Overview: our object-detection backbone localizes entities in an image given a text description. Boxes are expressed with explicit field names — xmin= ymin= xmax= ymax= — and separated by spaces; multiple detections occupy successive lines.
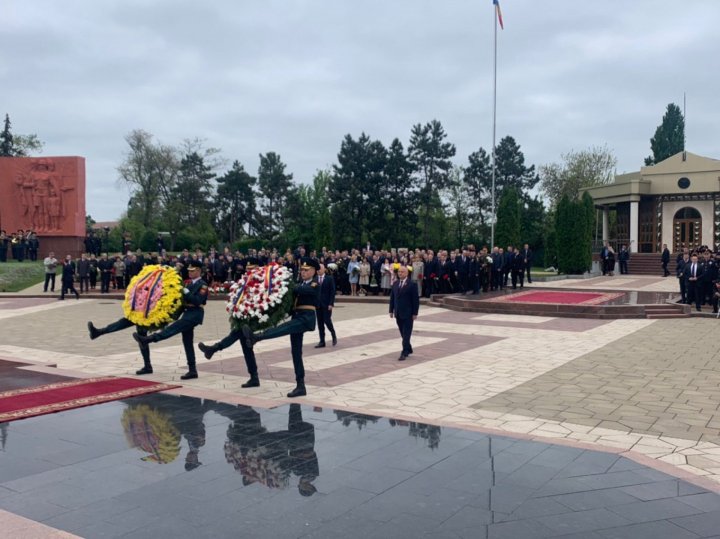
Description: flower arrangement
xmin=122 ymin=265 xmax=184 ymax=328
xmin=210 ymin=281 xmax=234 ymax=295
xmin=226 ymin=263 xmax=295 ymax=332
xmin=121 ymin=404 xmax=181 ymax=464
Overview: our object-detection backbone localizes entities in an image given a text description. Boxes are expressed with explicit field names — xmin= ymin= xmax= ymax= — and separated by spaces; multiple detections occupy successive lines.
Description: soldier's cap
xmin=188 ymin=260 xmax=203 ymax=269
xmin=245 ymin=256 xmax=260 ymax=269
xmin=300 ymin=257 xmax=319 ymax=271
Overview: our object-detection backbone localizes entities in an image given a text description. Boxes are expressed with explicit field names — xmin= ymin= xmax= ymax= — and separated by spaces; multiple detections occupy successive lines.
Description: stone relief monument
xmin=0 ymin=156 xmax=86 ymax=255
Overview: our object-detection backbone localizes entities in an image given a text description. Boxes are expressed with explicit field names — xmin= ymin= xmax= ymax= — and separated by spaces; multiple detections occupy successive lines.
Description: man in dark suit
xmin=521 ymin=243 xmax=533 ymax=283
xmin=315 ymin=263 xmax=337 ymax=348
xmin=503 ymin=246 xmax=514 ymax=288
xmin=600 ymin=242 xmax=610 ymax=276
xmin=59 ymin=254 xmax=79 ymax=300
xmin=661 ymin=244 xmax=671 ymax=277
xmin=454 ymin=249 xmax=470 ymax=294
xmin=134 ymin=260 xmax=208 ymax=379
xmin=389 ymin=265 xmax=419 ymax=361
xmin=683 ymin=253 xmax=704 ymax=311
xmin=676 ymin=252 xmax=690 ymax=304
xmin=511 ymin=249 xmax=525 ymax=289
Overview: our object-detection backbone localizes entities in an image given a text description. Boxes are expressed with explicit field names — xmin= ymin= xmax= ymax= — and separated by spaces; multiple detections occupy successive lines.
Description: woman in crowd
xmin=347 ymin=255 xmax=361 ymax=296
xmin=381 ymin=257 xmax=392 ymax=296
xmin=411 ymin=254 xmax=424 ymax=297
xmin=359 ymin=256 xmax=371 ymax=296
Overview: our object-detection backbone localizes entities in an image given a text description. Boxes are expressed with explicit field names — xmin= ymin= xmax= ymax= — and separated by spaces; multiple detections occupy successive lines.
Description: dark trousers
xmin=101 ymin=318 xmax=150 ymax=366
xmin=511 ymin=269 xmax=524 ymax=289
xmin=679 ymin=277 xmax=687 ymax=303
xmin=152 ymin=313 xmax=202 ymax=370
xmin=60 ymin=278 xmax=79 ymax=299
xmin=216 ymin=330 xmax=258 ymax=377
xmin=257 ymin=311 xmax=315 ymax=382
xmin=79 ymin=276 xmax=90 ymax=292
xmin=526 ymin=265 xmax=532 ymax=283
xmin=115 ymin=276 xmax=125 ymax=289
xmin=662 ymin=262 xmax=670 ymax=276
xmin=316 ymin=306 xmax=336 ymax=344
xmin=101 ymin=272 xmax=111 ymax=293
xmin=89 ymin=272 xmax=97 ymax=288
xmin=43 ymin=273 xmax=56 ymax=292
xmin=619 ymin=261 xmax=628 ymax=274
xmin=688 ymin=281 xmax=701 ymax=310
xmin=396 ymin=317 xmax=414 ymax=356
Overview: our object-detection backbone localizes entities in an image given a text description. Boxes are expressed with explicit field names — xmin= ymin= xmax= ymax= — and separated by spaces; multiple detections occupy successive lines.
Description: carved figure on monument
xmin=12 ymin=159 xmax=75 ymax=232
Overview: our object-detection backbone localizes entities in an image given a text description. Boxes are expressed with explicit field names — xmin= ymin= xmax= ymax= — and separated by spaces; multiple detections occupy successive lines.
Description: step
xmin=646 ymin=314 xmax=690 ymax=319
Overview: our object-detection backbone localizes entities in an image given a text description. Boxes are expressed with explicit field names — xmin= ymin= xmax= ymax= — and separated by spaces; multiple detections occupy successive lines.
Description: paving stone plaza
xmin=2 ymin=275 xmax=720 ymax=538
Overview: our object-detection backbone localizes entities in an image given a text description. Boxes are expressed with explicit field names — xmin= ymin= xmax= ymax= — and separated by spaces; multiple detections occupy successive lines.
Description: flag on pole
xmin=493 ymin=0 xmax=504 ymax=30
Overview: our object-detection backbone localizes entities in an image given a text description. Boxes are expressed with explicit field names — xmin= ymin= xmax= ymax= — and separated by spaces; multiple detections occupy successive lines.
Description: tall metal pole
xmin=490 ymin=10 xmax=498 ymax=249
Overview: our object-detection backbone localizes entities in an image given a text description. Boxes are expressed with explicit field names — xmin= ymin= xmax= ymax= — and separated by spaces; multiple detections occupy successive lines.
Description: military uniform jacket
xmin=294 ymin=278 xmax=319 ymax=312
xmin=183 ymin=278 xmax=208 ymax=324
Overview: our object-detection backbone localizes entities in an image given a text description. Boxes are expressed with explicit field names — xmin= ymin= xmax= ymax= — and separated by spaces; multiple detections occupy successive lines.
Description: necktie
xmin=320 ymin=276 xmax=324 ymax=285
xmin=692 ymin=264 xmax=696 ymax=277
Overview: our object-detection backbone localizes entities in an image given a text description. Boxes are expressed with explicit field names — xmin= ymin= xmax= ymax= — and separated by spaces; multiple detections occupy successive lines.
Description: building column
xmin=630 ymin=201 xmax=639 ymax=253
xmin=602 ymin=208 xmax=609 ymax=242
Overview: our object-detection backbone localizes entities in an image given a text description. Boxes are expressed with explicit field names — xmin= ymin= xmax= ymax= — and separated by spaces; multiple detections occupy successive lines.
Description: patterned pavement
xmin=2 ymin=274 xmax=720 ymax=531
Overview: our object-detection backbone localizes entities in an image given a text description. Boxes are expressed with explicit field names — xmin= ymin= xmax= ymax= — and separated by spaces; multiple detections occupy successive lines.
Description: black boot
xmin=87 ymin=321 xmax=102 ymax=340
xmin=198 ymin=342 xmax=218 ymax=360
xmin=241 ymin=376 xmax=260 ymax=388
xmin=133 ymin=332 xmax=153 ymax=348
xmin=287 ymin=381 xmax=306 ymax=398
xmin=331 ymin=332 xmax=337 ymax=346
xmin=181 ymin=370 xmax=198 ymax=380
xmin=136 ymin=365 xmax=153 ymax=375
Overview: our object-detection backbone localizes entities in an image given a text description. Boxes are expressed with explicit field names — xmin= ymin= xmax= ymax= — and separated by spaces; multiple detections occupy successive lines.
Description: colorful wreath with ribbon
xmin=122 ymin=265 xmax=184 ymax=328
xmin=226 ymin=263 xmax=294 ymax=332
xmin=121 ymin=404 xmax=181 ymax=464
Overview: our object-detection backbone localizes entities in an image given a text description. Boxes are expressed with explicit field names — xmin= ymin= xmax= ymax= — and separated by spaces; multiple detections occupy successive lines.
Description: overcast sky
xmin=4 ymin=0 xmax=719 ymax=221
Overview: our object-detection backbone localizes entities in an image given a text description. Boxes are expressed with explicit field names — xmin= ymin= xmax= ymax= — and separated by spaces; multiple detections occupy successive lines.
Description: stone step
xmin=646 ymin=313 xmax=690 ymax=319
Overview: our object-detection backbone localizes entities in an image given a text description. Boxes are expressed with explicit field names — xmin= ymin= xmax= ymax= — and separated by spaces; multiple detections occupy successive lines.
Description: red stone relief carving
xmin=0 ymin=157 xmax=86 ymax=236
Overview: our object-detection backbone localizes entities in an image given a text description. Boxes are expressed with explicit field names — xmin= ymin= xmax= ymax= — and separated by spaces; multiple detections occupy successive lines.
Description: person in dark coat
xmin=684 ymin=253 xmax=704 ymax=311
xmin=521 ymin=244 xmax=534 ymax=284
xmin=618 ymin=245 xmax=630 ymax=275
xmin=315 ymin=263 xmax=337 ymax=348
xmin=134 ymin=260 xmax=208 ymax=379
xmin=661 ymin=244 xmax=671 ymax=277
xmin=676 ymin=252 xmax=689 ymax=304
xmin=389 ymin=265 xmax=419 ymax=361
xmin=242 ymin=258 xmax=319 ymax=398
xmin=59 ymin=254 xmax=79 ymax=300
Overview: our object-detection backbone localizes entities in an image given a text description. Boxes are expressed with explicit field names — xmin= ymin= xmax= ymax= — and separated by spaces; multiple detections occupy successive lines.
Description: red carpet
xmin=491 ymin=290 xmax=625 ymax=305
xmin=0 ymin=377 xmax=180 ymax=422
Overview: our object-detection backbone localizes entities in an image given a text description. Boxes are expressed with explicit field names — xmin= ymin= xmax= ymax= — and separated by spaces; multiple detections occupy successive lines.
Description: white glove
xmin=183 ymin=287 xmax=190 ymax=294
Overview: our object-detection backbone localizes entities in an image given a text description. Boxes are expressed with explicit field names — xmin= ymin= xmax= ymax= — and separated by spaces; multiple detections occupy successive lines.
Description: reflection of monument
xmin=389 ymin=418 xmax=442 ymax=450
xmin=0 ymin=156 xmax=86 ymax=256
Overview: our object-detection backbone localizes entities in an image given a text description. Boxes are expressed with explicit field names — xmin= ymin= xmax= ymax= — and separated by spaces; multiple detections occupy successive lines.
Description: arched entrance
xmin=673 ymin=207 xmax=702 ymax=252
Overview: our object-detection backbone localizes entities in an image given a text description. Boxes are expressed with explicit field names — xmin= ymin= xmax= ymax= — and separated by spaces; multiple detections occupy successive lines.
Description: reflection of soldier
xmin=212 ymin=403 xmax=319 ymax=496
xmin=121 ymin=394 xmax=206 ymax=470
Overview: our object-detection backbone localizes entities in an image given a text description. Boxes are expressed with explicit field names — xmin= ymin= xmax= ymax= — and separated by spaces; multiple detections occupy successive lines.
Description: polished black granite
xmin=0 ymin=359 xmax=72 ymax=392
xmin=2 ymin=393 xmax=720 ymax=538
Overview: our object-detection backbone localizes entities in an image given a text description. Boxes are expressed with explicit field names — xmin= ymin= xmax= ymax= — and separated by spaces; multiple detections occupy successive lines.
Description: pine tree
xmin=0 ymin=114 xmax=13 ymax=156
xmin=216 ymin=161 xmax=257 ymax=243
xmin=257 ymin=152 xmax=294 ymax=241
xmin=495 ymin=186 xmax=521 ymax=248
xmin=644 ymin=103 xmax=685 ymax=165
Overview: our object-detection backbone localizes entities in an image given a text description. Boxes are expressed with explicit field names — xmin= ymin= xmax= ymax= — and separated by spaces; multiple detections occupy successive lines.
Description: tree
xmin=645 ymin=103 xmax=685 ymax=165
xmin=408 ymin=120 xmax=456 ymax=247
xmin=495 ymin=186 xmax=521 ymax=249
xmin=309 ymin=170 xmax=333 ymax=250
xmin=539 ymin=145 xmax=617 ymax=208
xmin=494 ymin=136 xmax=539 ymax=199
xmin=381 ymin=138 xmax=416 ymax=247
xmin=256 ymin=152 xmax=294 ymax=241
xmin=444 ymin=166 xmax=473 ymax=247
xmin=0 ymin=114 xmax=44 ymax=157
xmin=555 ymin=194 xmax=592 ymax=274
xmin=463 ymin=146 xmax=492 ymax=228
xmin=215 ymin=161 xmax=257 ymax=244
xmin=329 ymin=133 xmax=386 ymax=248
xmin=171 ymin=151 xmax=215 ymax=230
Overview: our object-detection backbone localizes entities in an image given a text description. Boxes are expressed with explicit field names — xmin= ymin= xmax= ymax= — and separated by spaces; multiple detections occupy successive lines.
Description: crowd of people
xmin=0 ymin=229 xmax=40 ymax=262
xmin=674 ymin=245 xmax=720 ymax=313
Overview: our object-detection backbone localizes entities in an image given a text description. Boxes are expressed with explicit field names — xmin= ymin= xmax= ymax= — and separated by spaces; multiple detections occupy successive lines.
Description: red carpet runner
xmin=0 ymin=377 xmax=180 ymax=422
xmin=491 ymin=290 xmax=625 ymax=305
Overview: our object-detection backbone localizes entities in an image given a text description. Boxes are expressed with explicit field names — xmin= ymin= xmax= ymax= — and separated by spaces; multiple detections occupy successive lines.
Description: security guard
xmin=134 ymin=260 xmax=208 ymax=379
xmin=242 ymin=257 xmax=319 ymax=398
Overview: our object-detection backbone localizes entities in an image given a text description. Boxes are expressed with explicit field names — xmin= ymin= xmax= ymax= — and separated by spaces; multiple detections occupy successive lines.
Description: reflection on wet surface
xmin=2 ymin=392 xmax=720 ymax=538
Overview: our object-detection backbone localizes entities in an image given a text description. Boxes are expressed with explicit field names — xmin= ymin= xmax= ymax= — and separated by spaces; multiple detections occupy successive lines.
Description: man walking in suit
xmin=521 ymin=243 xmax=533 ymax=284
xmin=389 ymin=265 xmax=419 ymax=361
xmin=684 ymin=253 xmax=703 ymax=311
xmin=315 ymin=263 xmax=337 ymax=348
xmin=661 ymin=244 xmax=671 ymax=277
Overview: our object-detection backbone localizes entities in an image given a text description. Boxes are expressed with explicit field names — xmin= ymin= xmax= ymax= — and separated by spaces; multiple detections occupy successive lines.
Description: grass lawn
xmin=0 ymin=261 xmax=47 ymax=292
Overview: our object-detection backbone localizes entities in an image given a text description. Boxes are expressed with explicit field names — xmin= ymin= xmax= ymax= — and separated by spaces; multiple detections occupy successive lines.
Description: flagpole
xmin=490 ymin=5 xmax=498 ymax=249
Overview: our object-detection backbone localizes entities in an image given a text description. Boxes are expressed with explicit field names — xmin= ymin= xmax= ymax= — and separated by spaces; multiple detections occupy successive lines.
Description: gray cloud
xmin=3 ymin=0 xmax=719 ymax=220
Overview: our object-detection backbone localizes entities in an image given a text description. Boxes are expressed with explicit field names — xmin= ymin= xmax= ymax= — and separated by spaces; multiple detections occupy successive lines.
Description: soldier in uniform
xmin=198 ymin=258 xmax=262 ymax=388
xmin=242 ymin=257 xmax=319 ymax=398
xmin=134 ymin=260 xmax=208 ymax=380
